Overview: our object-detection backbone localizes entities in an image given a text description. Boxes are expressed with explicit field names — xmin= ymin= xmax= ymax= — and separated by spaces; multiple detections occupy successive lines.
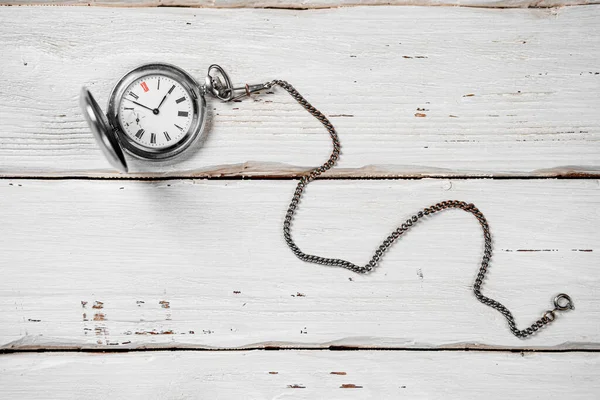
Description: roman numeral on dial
xmin=164 ymin=131 xmax=171 ymax=141
xmin=129 ymin=92 xmax=139 ymax=100
xmin=174 ymin=124 xmax=183 ymax=131
xmin=178 ymin=111 xmax=188 ymax=117
xmin=176 ymin=97 xmax=186 ymax=104
xmin=150 ymin=133 xmax=156 ymax=144
xmin=135 ymin=129 xmax=145 ymax=139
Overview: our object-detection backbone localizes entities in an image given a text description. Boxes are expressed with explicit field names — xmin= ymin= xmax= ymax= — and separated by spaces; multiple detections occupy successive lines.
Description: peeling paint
xmin=504 ymin=249 xmax=560 ymax=252
xmin=135 ymin=330 xmax=174 ymax=335
xmin=93 ymin=313 xmax=106 ymax=321
xmin=94 ymin=327 xmax=108 ymax=336
xmin=417 ymin=268 xmax=424 ymax=279
xmin=159 ymin=300 xmax=170 ymax=309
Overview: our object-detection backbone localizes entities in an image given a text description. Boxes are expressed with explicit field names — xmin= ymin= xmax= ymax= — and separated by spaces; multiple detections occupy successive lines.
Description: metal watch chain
xmin=220 ymin=75 xmax=574 ymax=339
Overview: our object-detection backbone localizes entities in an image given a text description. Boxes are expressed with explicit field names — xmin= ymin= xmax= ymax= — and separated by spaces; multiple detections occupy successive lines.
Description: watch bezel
xmin=107 ymin=63 xmax=206 ymax=160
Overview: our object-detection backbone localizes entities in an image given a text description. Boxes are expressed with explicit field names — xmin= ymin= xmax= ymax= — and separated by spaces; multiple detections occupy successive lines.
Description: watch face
xmin=118 ymin=75 xmax=193 ymax=150
xmin=107 ymin=63 xmax=206 ymax=161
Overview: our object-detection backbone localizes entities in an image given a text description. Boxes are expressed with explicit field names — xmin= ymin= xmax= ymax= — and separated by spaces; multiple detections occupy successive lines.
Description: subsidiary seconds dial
xmin=118 ymin=75 xmax=193 ymax=149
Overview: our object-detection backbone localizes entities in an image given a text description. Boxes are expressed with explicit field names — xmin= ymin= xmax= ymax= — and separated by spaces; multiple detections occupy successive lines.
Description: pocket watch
xmin=80 ymin=63 xmax=266 ymax=172
xmin=79 ymin=64 xmax=574 ymax=338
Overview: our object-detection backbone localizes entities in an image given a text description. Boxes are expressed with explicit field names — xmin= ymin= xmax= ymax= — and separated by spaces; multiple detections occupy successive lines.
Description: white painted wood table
xmin=0 ymin=2 xmax=599 ymax=398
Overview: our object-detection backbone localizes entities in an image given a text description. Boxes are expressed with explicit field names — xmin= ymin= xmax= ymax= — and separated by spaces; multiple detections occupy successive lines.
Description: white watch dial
xmin=118 ymin=75 xmax=193 ymax=150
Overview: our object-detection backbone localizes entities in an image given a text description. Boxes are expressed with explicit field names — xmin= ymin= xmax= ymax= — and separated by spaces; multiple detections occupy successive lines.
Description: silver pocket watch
xmin=80 ymin=63 xmax=266 ymax=172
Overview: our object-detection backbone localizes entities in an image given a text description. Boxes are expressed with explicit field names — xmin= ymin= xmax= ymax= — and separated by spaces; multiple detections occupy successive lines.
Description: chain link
xmin=264 ymin=79 xmax=571 ymax=339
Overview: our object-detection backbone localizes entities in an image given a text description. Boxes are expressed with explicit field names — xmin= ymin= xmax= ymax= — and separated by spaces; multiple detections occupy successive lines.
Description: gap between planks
xmin=0 ymin=175 xmax=598 ymax=181
xmin=2 ymin=1 xmax=600 ymax=9
xmin=2 ymin=346 xmax=600 ymax=355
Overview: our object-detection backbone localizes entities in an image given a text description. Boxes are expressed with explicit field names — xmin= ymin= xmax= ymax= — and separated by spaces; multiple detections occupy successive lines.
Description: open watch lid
xmin=80 ymin=88 xmax=128 ymax=173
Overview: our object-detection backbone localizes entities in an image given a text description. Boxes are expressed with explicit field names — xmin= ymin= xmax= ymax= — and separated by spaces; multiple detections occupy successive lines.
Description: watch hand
xmin=156 ymin=94 xmax=168 ymax=110
xmin=125 ymin=98 xmax=154 ymax=112
xmin=157 ymin=85 xmax=175 ymax=110
xmin=134 ymin=112 xmax=143 ymax=126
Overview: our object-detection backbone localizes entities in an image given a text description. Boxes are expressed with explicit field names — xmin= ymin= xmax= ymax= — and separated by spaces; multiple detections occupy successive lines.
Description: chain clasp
xmin=204 ymin=64 xmax=267 ymax=102
xmin=553 ymin=293 xmax=574 ymax=311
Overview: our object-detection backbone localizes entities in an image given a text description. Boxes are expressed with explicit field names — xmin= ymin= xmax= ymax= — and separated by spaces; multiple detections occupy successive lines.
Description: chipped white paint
xmin=0 ymin=6 xmax=599 ymax=178
xmin=2 ymin=0 xmax=599 ymax=8
xmin=0 ymin=4 xmax=599 ymax=397
xmin=1 ymin=351 xmax=600 ymax=399
xmin=0 ymin=179 xmax=598 ymax=350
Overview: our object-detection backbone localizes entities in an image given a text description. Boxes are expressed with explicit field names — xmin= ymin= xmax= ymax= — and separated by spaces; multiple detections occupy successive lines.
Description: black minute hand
xmin=125 ymin=98 xmax=154 ymax=112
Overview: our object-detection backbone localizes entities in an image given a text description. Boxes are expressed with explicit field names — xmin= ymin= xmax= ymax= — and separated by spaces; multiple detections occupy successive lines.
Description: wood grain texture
xmin=1 ymin=6 xmax=599 ymax=178
xmin=3 ymin=0 xmax=600 ymax=8
xmin=1 ymin=179 xmax=598 ymax=350
xmin=1 ymin=351 xmax=599 ymax=399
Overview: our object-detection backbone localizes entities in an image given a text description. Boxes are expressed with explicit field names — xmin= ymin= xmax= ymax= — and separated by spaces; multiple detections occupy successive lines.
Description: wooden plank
xmin=3 ymin=0 xmax=599 ymax=8
xmin=0 ymin=6 xmax=599 ymax=178
xmin=1 ymin=351 xmax=599 ymax=399
xmin=0 ymin=179 xmax=598 ymax=350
